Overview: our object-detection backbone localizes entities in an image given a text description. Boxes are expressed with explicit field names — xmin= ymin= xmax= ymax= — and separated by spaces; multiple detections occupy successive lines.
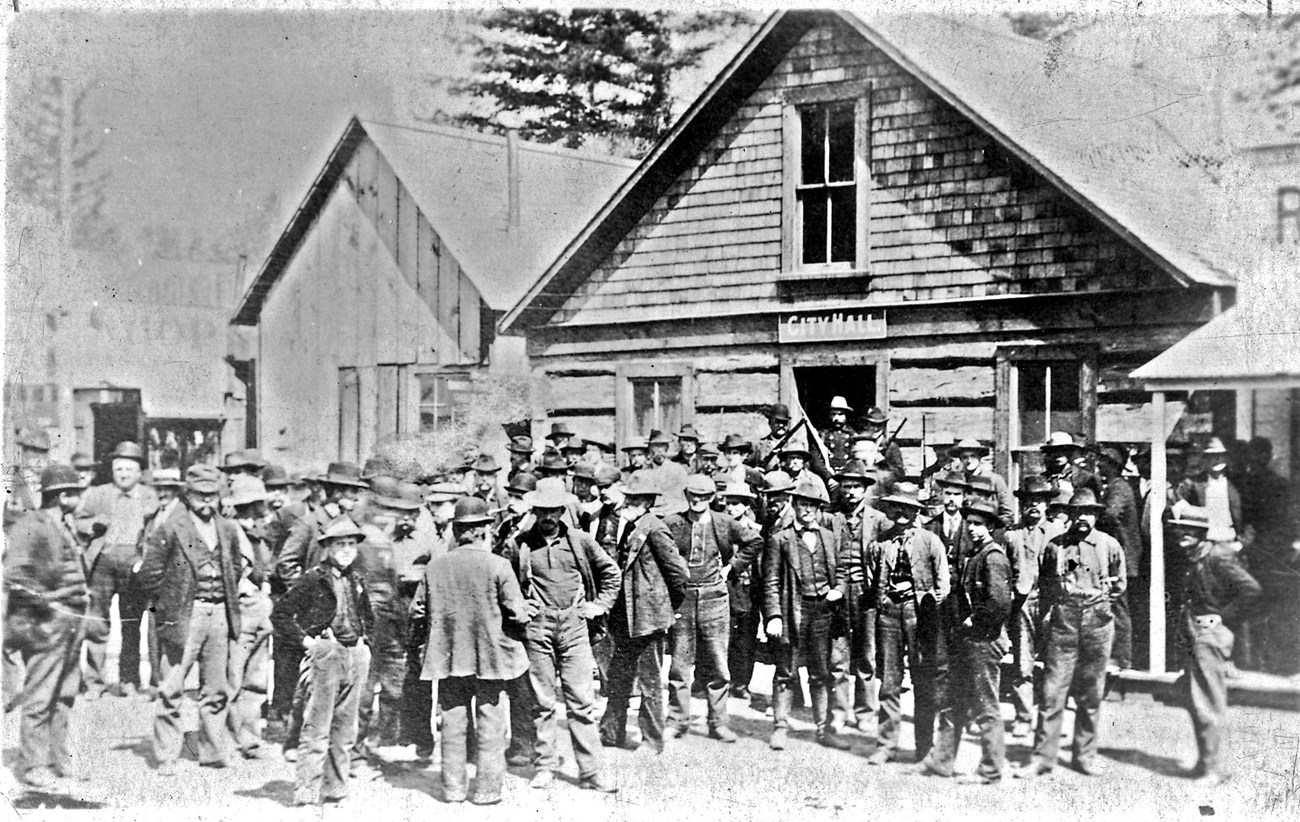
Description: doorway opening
xmin=793 ymin=365 xmax=877 ymax=430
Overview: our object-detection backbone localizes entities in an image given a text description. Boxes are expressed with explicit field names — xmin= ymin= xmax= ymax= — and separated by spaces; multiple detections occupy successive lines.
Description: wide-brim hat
xmin=426 ymin=482 xmax=464 ymax=504
xmin=525 ymin=477 xmax=571 ymax=509
xmin=17 ymin=428 xmax=51 ymax=452
xmin=262 ymin=464 xmax=291 ymax=488
xmin=39 ymin=465 xmax=82 ymax=495
xmin=966 ymin=475 xmax=996 ymax=496
xmin=647 ymin=430 xmax=673 ymax=447
xmin=361 ymin=456 xmax=395 ymax=481
xmin=1047 ymin=487 xmax=1074 ymax=509
xmin=1066 ymin=488 xmax=1106 ymax=512
xmin=538 ymin=453 xmax=569 ymax=473
xmin=767 ymin=403 xmax=791 ymax=422
xmin=1096 ymin=446 xmax=1128 ymax=469
xmin=677 ymin=424 xmax=701 ymax=442
xmin=219 ymin=449 xmax=258 ymax=473
xmin=320 ymin=461 xmax=368 ymax=488
xmin=761 ymin=470 xmax=795 ymax=494
xmin=593 ymin=464 xmax=622 ymax=488
xmin=1041 ymin=431 xmax=1085 ymax=452
xmin=570 ymin=463 xmax=598 ymax=482
xmin=508 ymin=435 xmax=534 ymax=454
xmin=721 ymin=481 xmax=756 ymax=501
xmin=621 ymin=437 xmax=649 ymax=453
xmin=185 ymin=463 xmax=223 ymax=494
xmin=70 ymin=451 xmax=96 ymax=470
xmin=452 ymin=497 xmax=495 ymax=526
xmin=471 ymin=455 xmax=501 ymax=474
xmin=834 ymin=460 xmax=877 ymax=485
xmin=961 ymin=499 xmax=1003 ymax=527
xmin=108 ymin=441 xmax=147 ymax=465
xmin=561 ymin=441 xmax=585 ymax=454
xmin=950 ymin=438 xmax=990 ymax=457
xmin=1015 ymin=475 xmax=1055 ymax=499
xmin=621 ymin=471 xmax=660 ymax=498
xmin=717 ymin=434 xmax=750 ymax=453
xmin=878 ymin=483 xmax=926 ymax=511
xmin=1201 ymin=436 xmax=1229 ymax=456
xmin=228 ymin=475 xmax=270 ymax=507
xmin=149 ymin=467 xmax=185 ymax=488
xmin=863 ymin=407 xmax=888 ymax=426
xmin=788 ymin=477 xmax=829 ymax=505
xmin=933 ymin=470 xmax=971 ymax=490
xmin=545 ymin=423 xmax=575 ymax=441
xmin=828 ymin=395 xmax=854 ymax=413
xmin=320 ymin=515 xmax=366 ymax=543
xmin=583 ymin=438 xmax=615 ymax=453
xmin=684 ymin=474 xmax=716 ymax=497
xmin=371 ymin=476 xmax=421 ymax=510
xmin=507 ymin=473 xmax=538 ymax=495
xmin=697 ymin=441 xmax=721 ymax=457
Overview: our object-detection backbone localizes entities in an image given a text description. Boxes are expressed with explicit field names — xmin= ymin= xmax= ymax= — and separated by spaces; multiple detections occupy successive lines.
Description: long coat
xmin=137 ymin=503 xmax=243 ymax=647
xmin=419 ymin=542 xmax=530 ymax=682
xmin=3 ymin=509 xmax=89 ymax=652
xmin=607 ymin=513 xmax=689 ymax=638
xmin=763 ymin=523 xmax=846 ymax=647
xmin=663 ymin=510 xmax=764 ymax=580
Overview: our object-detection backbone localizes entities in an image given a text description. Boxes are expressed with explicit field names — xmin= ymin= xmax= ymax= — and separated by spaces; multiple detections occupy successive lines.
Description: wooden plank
xmin=458 ymin=275 xmax=481 ymax=364
xmin=373 ymin=151 xmax=399 ymax=260
xmin=1096 ymin=401 xmax=1155 ymax=444
xmin=696 ymin=371 xmax=780 ymax=407
xmin=355 ymin=139 xmax=379 ymax=225
xmin=546 ymin=375 xmax=616 ymax=410
xmin=694 ymin=411 xmax=769 ymax=445
xmin=338 ymin=194 xmax=361 ymax=366
xmin=395 ymin=183 xmax=419 ymax=292
xmin=888 ymin=365 xmax=995 ymax=404
xmin=414 ymin=214 xmax=439 ymax=364
xmin=376 ymin=364 xmax=398 ymax=442
xmin=437 ymin=242 xmax=461 ymax=366
xmin=338 ymin=366 xmax=360 ymax=463
xmin=358 ymin=365 xmax=378 ymax=460
xmin=895 ymin=405 xmax=996 ymax=441
xmin=543 ymin=413 xmax=615 ymax=446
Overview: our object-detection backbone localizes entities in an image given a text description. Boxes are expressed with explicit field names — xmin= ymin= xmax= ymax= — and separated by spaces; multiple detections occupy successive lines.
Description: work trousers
xmin=15 ymin=613 xmax=85 ymax=775
xmin=228 ymin=594 xmax=272 ymax=754
xmin=830 ymin=583 xmax=877 ymax=730
xmin=295 ymin=640 xmax=370 ymax=804
xmin=773 ymin=596 xmax=835 ymax=733
xmin=668 ymin=584 xmax=731 ymax=730
xmin=728 ymin=605 xmax=761 ymax=695
xmin=357 ymin=649 xmax=405 ymax=752
xmin=1186 ymin=619 xmax=1234 ymax=778
xmin=439 ymin=677 xmax=507 ymax=803
xmin=600 ymin=617 xmax=667 ymax=751
xmin=876 ymin=596 xmax=943 ymax=760
xmin=1033 ymin=598 xmax=1114 ymax=770
xmin=154 ymin=602 xmax=232 ymax=766
xmin=525 ymin=604 xmax=604 ymax=778
xmin=1111 ymin=589 xmax=1134 ymax=670
xmin=925 ymin=635 xmax=1007 ymax=780
xmin=505 ymin=673 xmax=537 ymax=761
xmin=402 ymin=648 xmax=435 ymax=750
xmin=85 ymin=543 xmax=149 ymax=689
xmin=1010 ymin=593 xmax=1041 ymax=726
xmin=270 ymin=624 xmax=303 ymax=721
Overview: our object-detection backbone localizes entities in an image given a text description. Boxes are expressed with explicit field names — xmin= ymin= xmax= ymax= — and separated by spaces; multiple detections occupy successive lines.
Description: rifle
xmin=761 ymin=417 xmax=810 ymax=471
xmin=883 ymin=418 xmax=907 ymax=452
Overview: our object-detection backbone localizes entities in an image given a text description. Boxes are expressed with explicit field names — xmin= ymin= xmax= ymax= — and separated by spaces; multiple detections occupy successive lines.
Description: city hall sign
xmin=778 ymin=310 xmax=887 ymax=344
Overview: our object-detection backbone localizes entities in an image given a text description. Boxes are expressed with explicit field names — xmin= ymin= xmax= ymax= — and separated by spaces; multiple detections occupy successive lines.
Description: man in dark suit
xmin=598 ymin=473 xmax=689 ymax=753
xmin=136 ymin=464 xmax=244 ymax=775
xmin=920 ymin=470 xmax=971 ymax=753
xmin=763 ymin=477 xmax=850 ymax=751
xmin=664 ymin=474 xmax=763 ymax=743
xmin=1097 ymin=446 xmax=1142 ymax=671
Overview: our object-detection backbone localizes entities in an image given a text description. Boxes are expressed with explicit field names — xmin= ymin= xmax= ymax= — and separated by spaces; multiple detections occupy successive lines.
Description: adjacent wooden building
xmin=229 ymin=117 xmax=634 ymax=470
xmin=501 ymin=10 xmax=1248 ymax=481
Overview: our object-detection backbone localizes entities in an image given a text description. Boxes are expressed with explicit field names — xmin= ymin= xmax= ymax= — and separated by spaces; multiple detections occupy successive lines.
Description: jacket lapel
xmin=171 ymin=509 xmax=206 ymax=574
xmin=623 ymin=524 xmax=647 ymax=570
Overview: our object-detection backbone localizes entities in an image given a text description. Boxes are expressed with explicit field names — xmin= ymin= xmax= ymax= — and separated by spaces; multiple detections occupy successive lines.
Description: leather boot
xmin=813 ymin=687 xmax=851 ymax=750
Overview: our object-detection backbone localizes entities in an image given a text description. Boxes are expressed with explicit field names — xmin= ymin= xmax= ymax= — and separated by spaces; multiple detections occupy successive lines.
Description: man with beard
xmin=1040 ymin=432 xmax=1102 ymax=500
xmin=671 ymin=425 xmax=703 ymax=472
xmin=621 ymin=437 xmax=650 ymax=482
xmin=137 ymin=465 xmax=244 ymax=775
xmin=500 ymin=478 xmax=620 ymax=793
xmin=1016 ymin=489 xmax=1125 ymax=780
xmin=467 ymin=455 xmax=509 ymax=512
xmin=1097 ymin=446 xmax=1142 ymax=672
xmin=663 ymin=475 xmax=763 ymax=743
xmin=598 ymin=473 xmax=689 ymax=753
xmin=818 ymin=396 xmax=859 ymax=477
xmin=953 ymin=439 xmax=1014 ymax=527
xmin=749 ymin=404 xmax=792 ymax=470
xmin=860 ymin=407 xmax=905 ymax=480
xmin=1003 ymin=475 xmax=1061 ymax=739
xmin=867 ymin=482 xmax=950 ymax=766
xmin=829 ymin=460 xmax=885 ymax=735
xmin=646 ymin=431 xmax=689 ymax=514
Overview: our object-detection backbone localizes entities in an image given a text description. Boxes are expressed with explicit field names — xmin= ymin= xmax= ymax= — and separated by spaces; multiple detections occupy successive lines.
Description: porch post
xmin=1149 ymin=390 xmax=1167 ymax=672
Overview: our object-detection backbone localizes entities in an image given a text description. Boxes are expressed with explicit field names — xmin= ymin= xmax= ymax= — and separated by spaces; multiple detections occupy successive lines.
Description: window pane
xmin=828 ymin=103 xmax=856 ymax=183
xmin=1017 ymin=364 xmax=1048 ymax=446
xmin=830 ymin=186 xmax=856 ymax=263
xmin=417 ymin=374 xmax=472 ymax=434
xmin=631 ymin=378 xmax=682 ymax=437
xmin=801 ymin=192 xmax=828 ymax=265
xmin=800 ymin=106 xmax=825 ymax=185
xmin=1016 ymin=361 xmax=1083 ymax=446
xmin=1051 ymin=362 xmax=1081 ymax=412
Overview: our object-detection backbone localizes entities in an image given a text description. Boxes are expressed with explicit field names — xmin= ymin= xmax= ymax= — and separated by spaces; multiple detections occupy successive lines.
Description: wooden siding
xmin=551 ymin=20 xmax=1170 ymax=327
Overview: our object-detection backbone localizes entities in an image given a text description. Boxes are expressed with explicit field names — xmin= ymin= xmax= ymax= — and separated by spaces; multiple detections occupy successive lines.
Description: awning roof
xmin=1131 ymin=302 xmax=1300 ymax=390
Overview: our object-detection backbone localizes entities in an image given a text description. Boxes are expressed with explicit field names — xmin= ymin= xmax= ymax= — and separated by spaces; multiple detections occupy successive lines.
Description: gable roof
xmin=501 ymin=10 xmax=1242 ymax=335
xmin=231 ymin=117 xmax=635 ymax=325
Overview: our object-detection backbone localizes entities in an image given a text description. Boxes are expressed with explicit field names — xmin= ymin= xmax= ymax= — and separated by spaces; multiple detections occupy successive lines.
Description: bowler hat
xmin=621 ymin=472 xmax=660 ymax=498
xmin=319 ymin=515 xmax=365 ymax=544
xmin=719 ymin=434 xmax=751 ymax=453
xmin=762 ymin=470 xmax=794 ymax=494
xmin=109 ymin=441 xmax=147 ymax=465
xmin=545 ymin=423 xmax=574 ymax=442
xmin=828 ymin=396 xmax=854 ymax=413
xmin=219 ymin=450 xmax=258 ymax=473
xmin=507 ymin=473 xmax=538 ymax=496
xmin=471 ymin=454 xmax=501 ymax=474
xmin=878 ymin=482 xmax=926 ymax=511
xmin=767 ymin=403 xmax=791 ymax=422
xmin=951 ymin=438 xmax=990 ymax=457
xmin=228 ymin=475 xmax=270 ymax=507
xmin=185 ymin=463 xmax=223 ymax=494
xmin=594 ymin=465 xmax=622 ymax=488
xmin=149 ymin=467 xmax=184 ymax=488
xmin=621 ymin=437 xmax=649 ymax=453
xmin=71 ymin=451 xmax=96 ymax=470
xmin=1014 ymin=475 xmax=1055 ymax=499
xmin=320 ymin=461 xmax=368 ymax=489
xmin=1041 ymin=431 xmax=1085 ymax=452
xmin=508 ymin=435 xmax=535 ymax=454
xmin=39 ymin=464 xmax=82 ymax=495
xmin=452 ymin=497 xmax=494 ymax=526
xmin=684 ymin=474 xmax=716 ymax=497
xmin=16 ymin=428 xmax=51 ymax=452
xmin=788 ymin=477 xmax=830 ymax=505
xmin=1096 ymin=446 xmax=1128 ymax=469
xmin=677 ymin=424 xmax=701 ymax=442
xmin=721 ymin=481 xmax=756 ymax=501
xmin=525 ymin=477 xmax=570 ymax=509
xmin=834 ymin=460 xmax=877 ymax=485
xmin=961 ymin=499 xmax=1003 ymax=528
xmin=262 ymin=464 xmax=290 ymax=488
xmin=1066 ymin=489 xmax=1106 ymax=512
xmin=863 ymin=407 xmax=888 ymax=426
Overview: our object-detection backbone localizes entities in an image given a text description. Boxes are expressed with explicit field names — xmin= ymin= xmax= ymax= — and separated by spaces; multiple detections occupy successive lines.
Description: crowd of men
xmin=1 ymin=398 xmax=1291 ymax=804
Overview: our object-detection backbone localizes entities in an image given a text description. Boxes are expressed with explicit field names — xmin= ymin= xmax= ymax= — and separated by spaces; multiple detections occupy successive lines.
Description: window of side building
xmin=614 ymin=363 xmax=695 ymax=449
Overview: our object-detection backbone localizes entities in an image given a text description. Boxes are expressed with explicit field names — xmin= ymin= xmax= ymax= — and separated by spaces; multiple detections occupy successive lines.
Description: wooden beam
xmin=1149 ymin=390 xmax=1167 ymax=673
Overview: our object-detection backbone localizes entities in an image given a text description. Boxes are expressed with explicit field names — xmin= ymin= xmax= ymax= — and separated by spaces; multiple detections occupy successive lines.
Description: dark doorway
xmin=793 ymin=366 xmax=877 ymax=430
xmin=91 ymin=401 xmax=143 ymax=485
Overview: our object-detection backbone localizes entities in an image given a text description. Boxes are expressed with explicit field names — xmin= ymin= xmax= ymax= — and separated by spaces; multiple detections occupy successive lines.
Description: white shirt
xmin=1204 ymin=475 xmax=1232 ymax=529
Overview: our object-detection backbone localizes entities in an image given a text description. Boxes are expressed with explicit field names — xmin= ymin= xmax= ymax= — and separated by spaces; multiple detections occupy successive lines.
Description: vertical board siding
xmin=551 ymin=19 xmax=1170 ymax=327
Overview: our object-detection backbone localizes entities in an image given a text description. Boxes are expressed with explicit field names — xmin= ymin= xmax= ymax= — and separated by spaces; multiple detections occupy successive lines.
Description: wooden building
xmin=229 ymin=117 xmax=634 ymax=470
xmin=501 ymin=10 xmax=1250 ymax=481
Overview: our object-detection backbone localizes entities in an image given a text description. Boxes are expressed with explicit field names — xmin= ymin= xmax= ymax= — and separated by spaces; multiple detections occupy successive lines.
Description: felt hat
xmin=320 ymin=461 xmax=368 ymax=488
xmin=508 ymin=435 xmax=535 ymax=454
xmin=525 ymin=477 xmax=570 ymax=509
xmin=1066 ymin=488 xmax=1106 ymax=512
xmin=361 ymin=456 xmax=395 ymax=481
xmin=767 ymin=403 xmax=791 ymax=422
xmin=149 ymin=467 xmax=184 ymax=488
xmin=319 ymin=515 xmax=365 ymax=543
xmin=878 ymin=482 xmax=926 ymax=511
xmin=452 ymin=497 xmax=494 ymax=525
xmin=507 ymin=472 xmax=538 ymax=496
xmin=1014 ymin=475 xmax=1055 ymax=499
xmin=1041 ymin=431 xmax=1085 ymax=452
xmin=762 ymin=470 xmax=795 ymax=494
xmin=960 ymin=499 xmax=1004 ymax=528
xmin=70 ymin=451 xmax=95 ymax=469
xmin=1169 ymin=508 xmax=1210 ymax=532
xmin=397 ymin=482 xmax=425 ymax=509
xmin=621 ymin=437 xmax=649 ymax=453
xmin=951 ymin=438 xmax=990 ymax=457
xmin=262 ymin=464 xmax=291 ymax=488
xmin=721 ymin=481 xmax=756 ymax=501
xmin=244 ymin=448 xmax=269 ymax=469
xmin=647 ymin=430 xmax=673 ymax=448
xmin=470 ymin=454 xmax=501 ymax=474
xmin=684 ymin=474 xmax=717 ymax=497
xmin=371 ymin=476 xmax=421 ymax=510
xmin=933 ymin=470 xmax=971 ymax=490
xmin=594 ymin=464 xmax=622 ymax=488
xmin=1096 ymin=446 xmax=1128 ymax=469
xmin=966 ymin=475 xmax=997 ymax=496
xmin=828 ymin=396 xmax=854 ymax=413
xmin=719 ymin=434 xmax=752 ymax=453
xmin=109 ymin=441 xmax=147 ymax=465
xmin=561 ymin=441 xmax=585 ymax=454
xmin=545 ymin=423 xmax=574 ymax=442
xmin=778 ymin=445 xmax=811 ymax=461
xmin=1047 ymin=486 xmax=1074 ymax=510
xmin=39 ymin=464 xmax=82 ymax=495
xmin=862 ymin=407 xmax=888 ymax=426
xmin=677 ymin=424 xmax=701 ymax=442
xmin=834 ymin=460 xmax=877 ymax=485
xmin=16 ymin=428 xmax=51 ymax=452
xmin=228 ymin=475 xmax=270 ymax=507
xmin=788 ymin=477 xmax=830 ymax=505
xmin=621 ymin=472 xmax=660 ymax=498
xmin=538 ymin=452 xmax=569 ymax=473
xmin=185 ymin=464 xmax=223 ymax=494
xmin=426 ymin=482 xmax=463 ymax=504
xmin=1201 ymin=437 xmax=1229 ymax=455
xmin=570 ymin=463 xmax=598 ymax=482
xmin=697 ymin=441 xmax=721 ymax=458
xmin=583 ymin=438 xmax=616 ymax=454
xmin=219 ymin=449 xmax=258 ymax=473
